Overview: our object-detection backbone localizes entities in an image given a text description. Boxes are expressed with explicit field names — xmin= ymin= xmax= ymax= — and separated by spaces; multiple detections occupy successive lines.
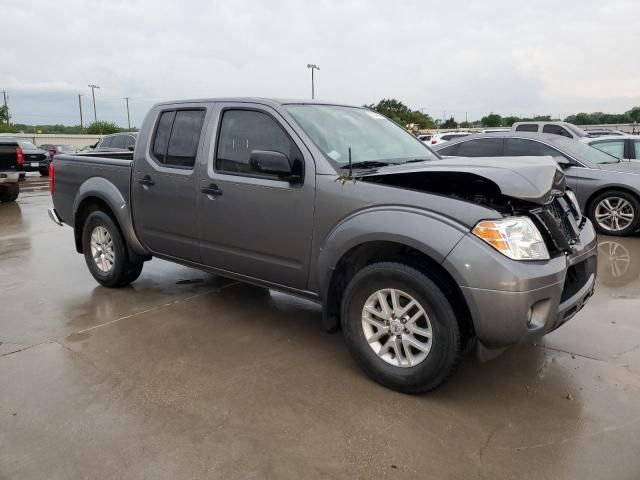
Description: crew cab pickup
xmin=49 ymin=98 xmax=597 ymax=393
xmin=0 ymin=137 xmax=22 ymax=202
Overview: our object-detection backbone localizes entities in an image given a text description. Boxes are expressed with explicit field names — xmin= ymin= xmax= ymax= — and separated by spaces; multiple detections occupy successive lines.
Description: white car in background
xmin=429 ymin=132 xmax=472 ymax=146
xmin=581 ymin=135 xmax=640 ymax=162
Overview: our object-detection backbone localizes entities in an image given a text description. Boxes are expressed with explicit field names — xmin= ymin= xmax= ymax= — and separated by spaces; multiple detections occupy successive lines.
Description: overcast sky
xmin=2 ymin=0 xmax=639 ymax=126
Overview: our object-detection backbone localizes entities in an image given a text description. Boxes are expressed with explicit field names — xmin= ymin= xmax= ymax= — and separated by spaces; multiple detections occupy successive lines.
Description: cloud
xmin=1 ymin=0 xmax=639 ymax=125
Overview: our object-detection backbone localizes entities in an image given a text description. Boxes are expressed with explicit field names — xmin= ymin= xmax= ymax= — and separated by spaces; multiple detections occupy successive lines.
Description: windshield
xmin=553 ymin=137 xmax=621 ymax=164
xmin=286 ymin=105 xmax=439 ymax=167
xmin=18 ymin=141 xmax=38 ymax=150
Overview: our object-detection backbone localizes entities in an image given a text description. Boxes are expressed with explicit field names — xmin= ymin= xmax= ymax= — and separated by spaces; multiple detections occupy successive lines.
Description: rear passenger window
xmin=215 ymin=109 xmax=300 ymax=177
xmin=542 ymin=124 xmax=572 ymax=138
xmin=111 ymin=135 xmax=127 ymax=149
xmin=456 ymin=138 xmax=503 ymax=157
xmin=151 ymin=109 xmax=205 ymax=168
xmin=515 ymin=124 xmax=538 ymax=132
xmin=165 ymin=110 xmax=206 ymax=167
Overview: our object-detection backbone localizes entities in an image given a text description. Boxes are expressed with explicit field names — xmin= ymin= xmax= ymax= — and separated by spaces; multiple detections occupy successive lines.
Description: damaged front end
xmin=358 ymin=158 xmax=584 ymax=256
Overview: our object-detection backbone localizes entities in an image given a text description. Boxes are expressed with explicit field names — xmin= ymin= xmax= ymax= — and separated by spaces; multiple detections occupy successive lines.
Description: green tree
xmin=626 ymin=107 xmax=640 ymax=123
xmin=481 ymin=113 xmax=502 ymax=127
xmin=0 ymin=105 xmax=8 ymax=124
xmin=502 ymin=116 xmax=521 ymax=127
xmin=86 ymin=121 xmax=122 ymax=135
xmin=441 ymin=116 xmax=458 ymax=129
xmin=365 ymin=99 xmax=436 ymax=129
xmin=459 ymin=121 xmax=472 ymax=128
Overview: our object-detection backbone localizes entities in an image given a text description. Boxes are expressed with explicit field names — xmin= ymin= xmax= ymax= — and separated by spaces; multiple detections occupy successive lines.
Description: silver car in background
xmin=581 ymin=135 xmax=640 ymax=162
xmin=434 ymin=132 xmax=640 ymax=236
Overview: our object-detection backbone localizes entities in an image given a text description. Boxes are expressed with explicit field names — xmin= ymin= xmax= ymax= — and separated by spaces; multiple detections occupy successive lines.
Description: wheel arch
xmin=321 ymin=240 xmax=475 ymax=347
xmin=72 ymin=178 xmax=149 ymax=258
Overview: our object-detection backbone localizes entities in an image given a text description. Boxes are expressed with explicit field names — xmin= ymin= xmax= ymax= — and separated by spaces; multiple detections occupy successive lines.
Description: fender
xmin=315 ymin=206 xmax=469 ymax=301
xmin=73 ymin=177 xmax=149 ymax=256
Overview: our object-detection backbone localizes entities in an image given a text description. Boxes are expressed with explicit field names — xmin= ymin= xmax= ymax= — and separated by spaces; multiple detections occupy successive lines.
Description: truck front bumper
xmin=444 ymin=219 xmax=597 ymax=349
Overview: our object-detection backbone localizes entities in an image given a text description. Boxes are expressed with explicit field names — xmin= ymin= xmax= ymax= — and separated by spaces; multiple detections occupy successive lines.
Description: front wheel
xmin=82 ymin=211 xmax=143 ymax=287
xmin=341 ymin=262 xmax=462 ymax=393
xmin=588 ymin=190 xmax=640 ymax=236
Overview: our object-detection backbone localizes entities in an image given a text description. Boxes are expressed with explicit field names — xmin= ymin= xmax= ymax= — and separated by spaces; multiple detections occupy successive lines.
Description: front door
xmin=132 ymin=106 xmax=208 ymax=262
xmin=198 ymin=103 xmax=315 ymax=290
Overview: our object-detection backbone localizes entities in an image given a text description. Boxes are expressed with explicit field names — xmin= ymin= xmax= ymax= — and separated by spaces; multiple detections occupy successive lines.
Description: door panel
xmin=198 ymin=104 xmax=315 ymax=289
xmin=132 ymin=106 xmax=207 ymax=263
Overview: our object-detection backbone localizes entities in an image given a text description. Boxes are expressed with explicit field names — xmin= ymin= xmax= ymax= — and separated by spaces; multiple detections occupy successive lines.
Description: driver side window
xmin=215 ymin=109 xmax=301 ymax=177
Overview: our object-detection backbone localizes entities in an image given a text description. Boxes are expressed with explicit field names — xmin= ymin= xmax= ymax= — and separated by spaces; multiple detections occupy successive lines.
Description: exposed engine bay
xmin=360 ymin=171 xmax=538 ymax=215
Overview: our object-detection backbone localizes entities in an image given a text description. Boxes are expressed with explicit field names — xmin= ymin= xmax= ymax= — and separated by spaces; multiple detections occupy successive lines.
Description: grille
xmin=533 ymin=195 xmax=582 ymax=253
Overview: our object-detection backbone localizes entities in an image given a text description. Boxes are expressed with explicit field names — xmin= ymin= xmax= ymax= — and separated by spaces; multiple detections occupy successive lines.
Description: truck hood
xmin=357 ymin=156 xmax=565 ymax=205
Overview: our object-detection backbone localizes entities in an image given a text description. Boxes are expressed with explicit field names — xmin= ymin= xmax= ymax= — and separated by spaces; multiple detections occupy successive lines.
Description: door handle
xmin=201 ymin=183 xmax=223 ymax=197
xmin=138 ymin=175 xmax=155 ymax=187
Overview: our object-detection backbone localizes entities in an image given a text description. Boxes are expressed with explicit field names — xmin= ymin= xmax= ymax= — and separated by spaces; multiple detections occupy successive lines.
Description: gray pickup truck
xmin=49 ymin=98 xmax=597 ymax=392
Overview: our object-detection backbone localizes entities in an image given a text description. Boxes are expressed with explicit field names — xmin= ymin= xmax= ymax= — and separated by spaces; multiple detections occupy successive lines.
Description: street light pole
xmin=306 ymin=64 xmax=320 ymax=99
xmin=78 ymin=94 xmax=84 ymax=129
xmin=123 ymin=97 xmax=131 ymax=130
xmin=88 ymin=84 xmax=100 ymax=123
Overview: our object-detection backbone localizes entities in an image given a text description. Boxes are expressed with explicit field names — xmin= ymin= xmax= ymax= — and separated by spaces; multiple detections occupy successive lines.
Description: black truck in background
xmin=0 ymin=137 xmax=22 ymax=202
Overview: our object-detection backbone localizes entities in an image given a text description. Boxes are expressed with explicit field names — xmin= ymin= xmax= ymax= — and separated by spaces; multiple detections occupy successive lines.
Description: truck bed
xmin=52 ymin=152 xmax=134 ymax=226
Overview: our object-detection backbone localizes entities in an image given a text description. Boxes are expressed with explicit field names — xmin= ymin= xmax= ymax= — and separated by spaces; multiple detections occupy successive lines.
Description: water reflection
xmin=597 ymin=236 xmax=640 ymax=287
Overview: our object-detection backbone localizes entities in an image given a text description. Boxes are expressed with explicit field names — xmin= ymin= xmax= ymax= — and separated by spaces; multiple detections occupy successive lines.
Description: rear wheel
xmin=82 ymin=211 xmax=143 ymax=287
xmin=39 ymin=167 xmax=49 ymax=176
xmin=0 ymin=184 xmax=19 ymax=202
xmin=341 ymin=262 xmax=462 ymax=393
xmin=589 ymin=190 xmax=640 ymax=236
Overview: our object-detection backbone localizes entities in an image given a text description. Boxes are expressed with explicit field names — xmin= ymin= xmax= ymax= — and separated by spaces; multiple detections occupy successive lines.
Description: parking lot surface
xmin=1 ymin=187 xmax=640 ymax=479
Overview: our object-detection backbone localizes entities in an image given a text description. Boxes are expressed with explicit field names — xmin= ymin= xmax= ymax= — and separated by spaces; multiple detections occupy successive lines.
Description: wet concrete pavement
xmin=1 ymin=190 xmax=640 ymax=479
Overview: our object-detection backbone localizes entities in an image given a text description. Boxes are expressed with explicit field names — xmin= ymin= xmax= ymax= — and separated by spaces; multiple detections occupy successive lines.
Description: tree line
xmin=0 ymin=108 xmax=133 ymax=135
xmin=365 ymin=100 xmax=640 ymax=129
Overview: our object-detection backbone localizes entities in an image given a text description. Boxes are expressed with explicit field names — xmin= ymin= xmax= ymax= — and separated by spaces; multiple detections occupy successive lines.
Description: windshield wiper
xmin=403 ymin=157 xmax=433 ymax=164
xmin=340 ymin=160 xmax=391 ymax=169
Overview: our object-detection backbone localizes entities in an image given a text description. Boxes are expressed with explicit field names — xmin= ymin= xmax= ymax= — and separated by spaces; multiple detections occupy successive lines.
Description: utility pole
xmin=306 ymin=64 xmax=320 ymax=99
xmin=2 ymin=90 xmax=9 ymax=127
xmin=88 ymin=84 xmax=100 ymax=123
xmin=123 ymin=97 xmax=131 ymax=130
xmin=465 ymin=112 xmax=468 ymax=125
xmin=78 ymin=94 xmax=84 ymax=129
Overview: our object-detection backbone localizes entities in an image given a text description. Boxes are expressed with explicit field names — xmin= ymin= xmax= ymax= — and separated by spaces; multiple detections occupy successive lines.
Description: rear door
xmin=132 ymin=105 xmax=208 ymax=262
xmin=197 ymin=103 xmax=315 ymax=289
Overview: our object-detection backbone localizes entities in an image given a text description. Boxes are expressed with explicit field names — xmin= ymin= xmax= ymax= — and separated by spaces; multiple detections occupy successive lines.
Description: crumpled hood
xmin=358 ymin=156 xmax=565 ymax=205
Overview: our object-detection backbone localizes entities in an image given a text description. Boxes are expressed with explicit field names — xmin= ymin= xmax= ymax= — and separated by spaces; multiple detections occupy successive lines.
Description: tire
xmin=588 ymin=190 xmax=640 ymax=236
xmin=341 ymin=262 xmax=462 ymax=394
xmin=39 ymin=168 xmax=49 ymax=176
xmin=81 ymin=210 xmax=144 ymax=287
xmin=0 ymin=184 xmax=19 ymax=202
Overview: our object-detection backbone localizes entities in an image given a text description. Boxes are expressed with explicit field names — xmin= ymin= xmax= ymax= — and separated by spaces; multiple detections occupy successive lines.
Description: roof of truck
xmin=152 ymin=98 xmax=359 ymax=108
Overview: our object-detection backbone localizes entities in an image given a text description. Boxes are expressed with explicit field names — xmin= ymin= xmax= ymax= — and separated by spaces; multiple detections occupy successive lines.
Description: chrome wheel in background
xmin=594 ymin=197 xmax=635 ymax=232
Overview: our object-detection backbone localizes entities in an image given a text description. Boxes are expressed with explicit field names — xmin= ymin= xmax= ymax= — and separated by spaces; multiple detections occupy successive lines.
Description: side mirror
xmin=250 ymin=150 xmax=296 ymax=180
xmin=128 ymin=145 xmax=135 ymax=151
xmin=554 ymin=156 xmax=571 ymax=167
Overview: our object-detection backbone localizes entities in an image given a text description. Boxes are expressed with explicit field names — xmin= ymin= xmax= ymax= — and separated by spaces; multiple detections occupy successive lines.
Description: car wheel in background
xmin=341 ymin=262 xmax=462 ymax=393
xmin=39 ymin=168 xmax=49 ymax=176
xmin=0 ymin=184 xmax=19 ymax=202
xmin=589 ymin=190 xmax=640 ymax=236
xmin=81 ymin=210 xmax=143 ymax=288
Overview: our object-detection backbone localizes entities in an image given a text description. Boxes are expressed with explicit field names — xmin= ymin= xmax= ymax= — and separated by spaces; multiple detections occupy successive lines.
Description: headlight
xmin=472 ymin=217 xmax=549 ymax=261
